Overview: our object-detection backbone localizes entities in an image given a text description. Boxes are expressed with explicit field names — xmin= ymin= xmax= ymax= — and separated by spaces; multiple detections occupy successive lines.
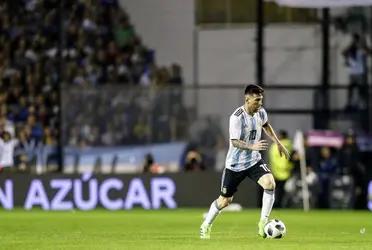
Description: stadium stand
xmin=0 ymin=0 xmax=184 ymax=171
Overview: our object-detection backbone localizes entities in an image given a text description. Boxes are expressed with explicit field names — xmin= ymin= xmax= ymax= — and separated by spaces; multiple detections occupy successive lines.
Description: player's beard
xmin=246 ymin=104 xmax=260 ymax=114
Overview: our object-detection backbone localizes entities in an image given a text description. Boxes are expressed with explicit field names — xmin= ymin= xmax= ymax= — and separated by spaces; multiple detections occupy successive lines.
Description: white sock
xmin=260 ymin=189 xmax=275 ymax=221
xmin=203 ymin=200 xmax=221 ymax=225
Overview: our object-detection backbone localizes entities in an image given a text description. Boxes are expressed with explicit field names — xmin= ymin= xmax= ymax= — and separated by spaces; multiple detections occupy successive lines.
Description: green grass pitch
xmin=0 ymin=209 xmax=371 ymax=249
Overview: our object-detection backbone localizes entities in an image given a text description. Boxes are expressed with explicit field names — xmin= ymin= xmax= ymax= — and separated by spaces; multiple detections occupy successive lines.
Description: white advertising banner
xmin=268 ymin=0 xmax=372 ymax=8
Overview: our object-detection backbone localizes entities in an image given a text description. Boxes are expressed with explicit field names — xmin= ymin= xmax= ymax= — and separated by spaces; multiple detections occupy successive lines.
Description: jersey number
xmin=248 ymin=130 xmax=257 ymax=140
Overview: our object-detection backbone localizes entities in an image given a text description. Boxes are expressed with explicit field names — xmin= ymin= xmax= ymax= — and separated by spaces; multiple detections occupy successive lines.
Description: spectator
xmin=184 ymin=148 xmax=205 ymax=172
xmin=142 ymin=153 xmax=165 ymax=174
xmin=42 ymin=126 xmax=56 ymax=146
xmin=338 ymin=130 xmax=360 ymax=175
xmin=269 ymin=130 xmax=293 ymax=208
xmin=14 ymin=127 xmax=39 ymax=172
xmin=316 ymin=146 xmax=338 ymax=208
xmin=114 ymin=16 xmax=135 ymax=49
xmin=338 ymin=130 xmax=367 ymax=209
xmin=287 ymin=150 xmax=319 ymax=208
xmin=342 ymin=33 xmax=370 ymax=109
xmin=0 ymin=130 xmax=18 ymax=172
xmin=169 ymin=63 xmax=183 ymax=85
xmin=0 ymin=111 xmax=15 ymax=137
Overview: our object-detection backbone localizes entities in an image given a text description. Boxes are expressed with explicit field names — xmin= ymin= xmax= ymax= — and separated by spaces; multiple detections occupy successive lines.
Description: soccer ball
xmin=264 ymin=219 xmax=286 ymax=239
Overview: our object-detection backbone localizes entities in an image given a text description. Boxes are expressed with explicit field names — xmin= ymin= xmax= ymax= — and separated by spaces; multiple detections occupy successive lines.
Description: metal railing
xmin=61 ymin=84 xmax=371 ymax=148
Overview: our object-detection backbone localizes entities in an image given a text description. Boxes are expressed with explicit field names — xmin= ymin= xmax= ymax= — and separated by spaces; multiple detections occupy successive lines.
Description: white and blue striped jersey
xmin=225 ymin=106 xmax=268 ymax=172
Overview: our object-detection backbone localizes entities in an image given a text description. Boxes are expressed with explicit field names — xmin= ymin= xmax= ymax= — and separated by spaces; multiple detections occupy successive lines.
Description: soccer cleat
xmin=200 ymin=223 xmax=212 ymax=239
xmin=258 ymin=219 xmax=268 ymax=238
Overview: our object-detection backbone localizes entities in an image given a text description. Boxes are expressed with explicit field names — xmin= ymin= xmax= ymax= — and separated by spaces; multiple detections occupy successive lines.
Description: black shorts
xmin=220 ymin=159 xmax=271 ymax=197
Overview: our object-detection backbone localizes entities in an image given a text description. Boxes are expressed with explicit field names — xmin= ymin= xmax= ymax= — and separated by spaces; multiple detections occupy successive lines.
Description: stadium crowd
xmin=268 ymin=130 xmax=368 ymax=209
xmin=0 ymin=0 xmax=185 ymax=171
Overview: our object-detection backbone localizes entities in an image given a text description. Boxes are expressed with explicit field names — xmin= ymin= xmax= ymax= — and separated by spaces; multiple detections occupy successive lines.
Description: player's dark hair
xmin=244 ymin=84 xmax=264 ymax=95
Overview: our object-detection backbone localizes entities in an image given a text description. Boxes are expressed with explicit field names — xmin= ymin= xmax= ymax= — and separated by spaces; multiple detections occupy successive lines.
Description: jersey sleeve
xmin=259 ymin=108 xmax=268 ymax=125
xmin=229 ymin=114 xmax=242 ymax=140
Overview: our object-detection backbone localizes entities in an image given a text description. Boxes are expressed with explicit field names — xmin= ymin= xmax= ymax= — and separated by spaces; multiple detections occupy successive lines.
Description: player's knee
xmin=261 ymin=177 xmax=276 ymax=190
xmin=217 ymin=196 xmax=233 ymax=209
xmin=267 ymin=180 xmax=276 ymax=190
xmin=220 ymin=197 xmax=232 ymax=208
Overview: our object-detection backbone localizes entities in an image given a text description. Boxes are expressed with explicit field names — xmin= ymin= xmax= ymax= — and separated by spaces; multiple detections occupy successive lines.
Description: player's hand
xmin=277 ymin=143 xmax=290 ymax=159
xmin=250 ymin=140 xmax=268 ymax=151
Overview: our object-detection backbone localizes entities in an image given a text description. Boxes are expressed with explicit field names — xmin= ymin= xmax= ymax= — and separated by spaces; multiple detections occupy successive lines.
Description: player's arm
xmin=262 ymin=123 xmax=290 ymax=159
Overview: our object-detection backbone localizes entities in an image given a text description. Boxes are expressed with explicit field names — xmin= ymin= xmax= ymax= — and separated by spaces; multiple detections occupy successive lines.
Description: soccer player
xmin=199 ymin=84 xmax=290 ymax=239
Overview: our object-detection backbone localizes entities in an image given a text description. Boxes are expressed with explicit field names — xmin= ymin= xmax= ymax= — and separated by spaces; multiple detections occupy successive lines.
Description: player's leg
xmin=257 ymin=173 xmax=276 ymax=237
xmin=247 ymin=160 xmax=275 ymax=237
xmin=200 ymin=195 xmax=233 ymax=239
xmin=203 ymin=195 xmax=232 ymax=225
xmin=200 ymin=168 xmax=245 ymax=239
